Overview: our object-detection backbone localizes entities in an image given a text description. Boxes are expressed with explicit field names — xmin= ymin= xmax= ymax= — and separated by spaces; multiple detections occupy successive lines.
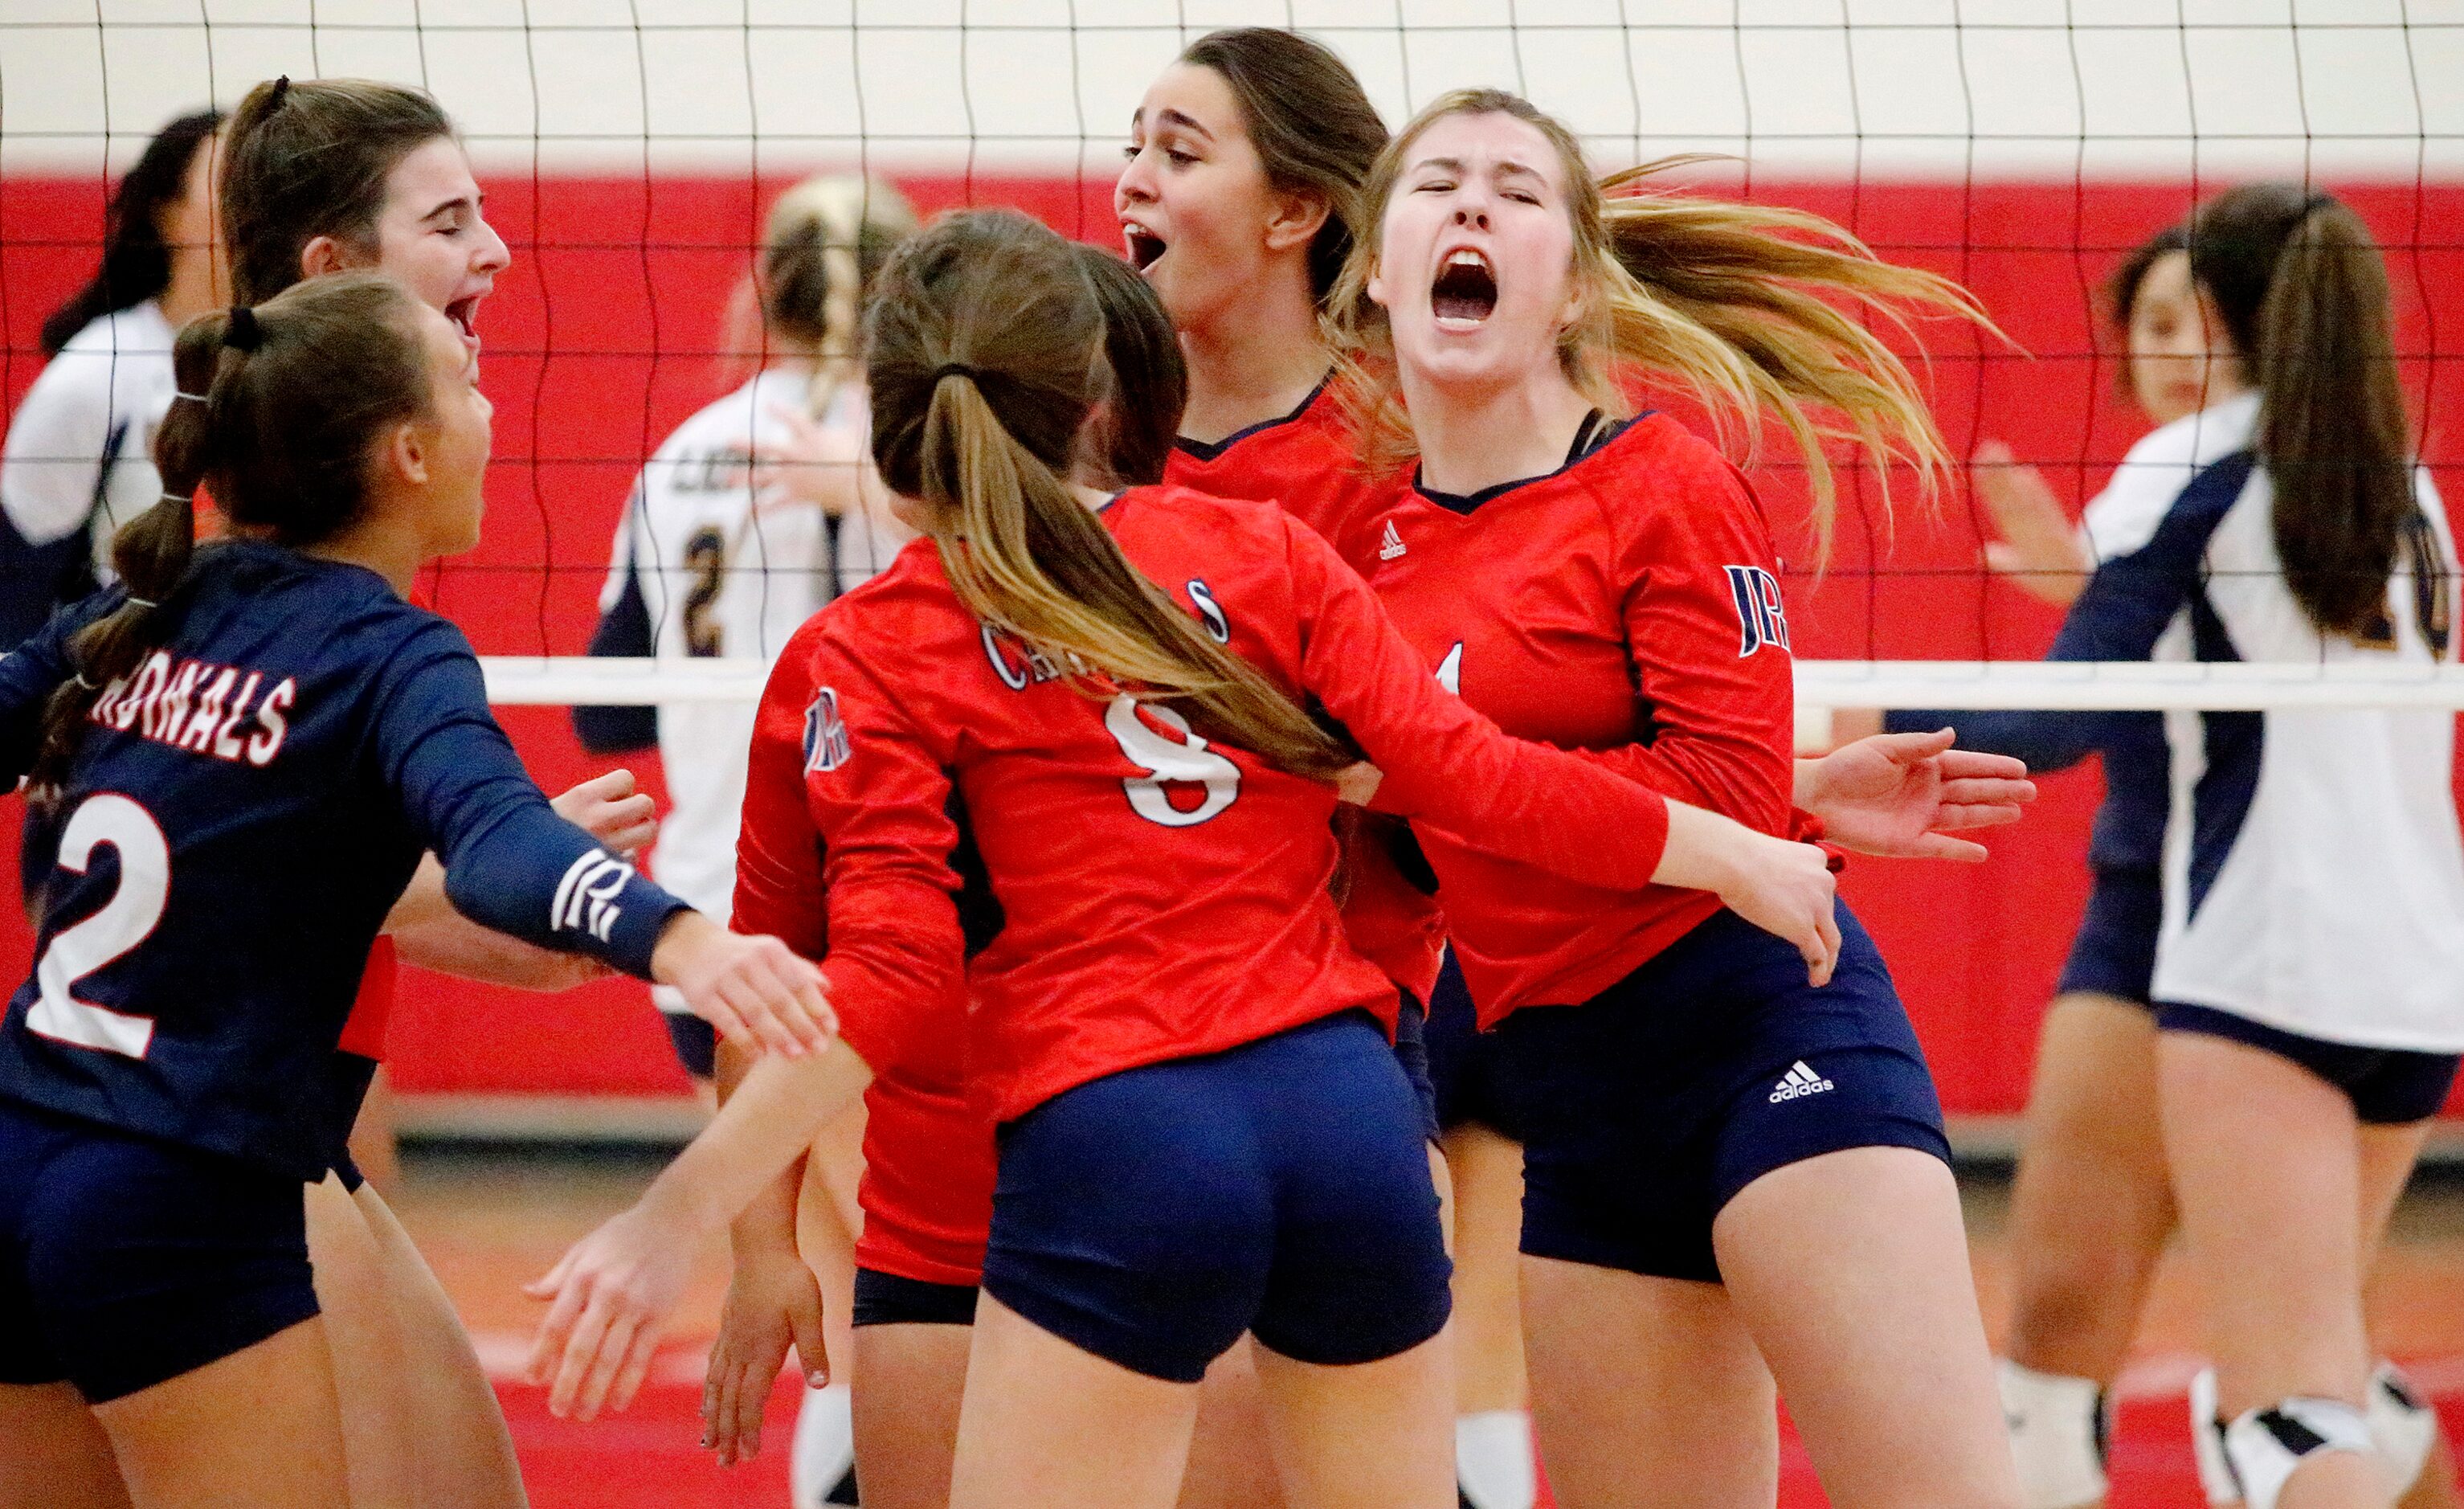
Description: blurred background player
xmin=575 ymin=172 xmax=920 ymax=1509
xmin=1 ymin=109 xmax=226 ymax=924
xmin=1864 ymin=211 xmax=2462 ymax=1509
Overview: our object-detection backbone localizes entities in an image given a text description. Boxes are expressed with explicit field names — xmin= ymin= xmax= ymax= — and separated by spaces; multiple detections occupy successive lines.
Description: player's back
xmin=0 ymin=541 xmax=488 ymax=1176
xmin=811 ymin=485 xmax=1396 ymax=1119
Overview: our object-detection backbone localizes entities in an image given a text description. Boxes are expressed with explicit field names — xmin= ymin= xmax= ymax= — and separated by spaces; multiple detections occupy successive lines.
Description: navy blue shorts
xmin=1424 ymin=948 xmax=1518 ymax=1137
xmin=1391 ymin=990 xmax=1439 ymax=1142
xmin=1492 ymin=903 xmax=1949 ymax=1284
xmin=665 ymin=1011 xmax=717 ymax=1081
xmin=852 ymin=1266 xmax=979 ymax=1328
xmin=2056 ymin=867 xmax=2161 ymax=1005
xmin=983 ymin=1010 xmax=1451 ymax=1383
xmin=0 ymin=1098 xmax=319 ymax=1402
xmin=2156 ymin=1004 xmax=2462 ymax=1125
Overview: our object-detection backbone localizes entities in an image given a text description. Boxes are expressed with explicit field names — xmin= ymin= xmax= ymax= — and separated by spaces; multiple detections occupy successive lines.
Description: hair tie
xmin=223 ymin=305 xmax=261 ymax=351
xmin=158 ymin=493 xmax=191 ymax=507
xmin=268 ymin=75 xmax=291 ymax=108
xmin=72 ymin=673 xmax=97 ymax=692
xmin=125 ymin=597 xmax=159 ymax=611
xmin=172 ymin=389 xmax=210 ymax=404
xmin=932 ymin=362 xmax=984 ymax=385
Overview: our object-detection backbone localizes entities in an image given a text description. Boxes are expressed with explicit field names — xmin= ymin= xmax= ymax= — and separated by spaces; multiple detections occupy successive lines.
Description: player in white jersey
xmin=2031 ymin=184 xmax=2464 ymax=1509
xmin=575 ymin=174 xmax=917 ymax=1509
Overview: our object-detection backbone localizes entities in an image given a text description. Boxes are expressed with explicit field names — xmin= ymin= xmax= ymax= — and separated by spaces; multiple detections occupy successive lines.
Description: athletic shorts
xmin=852 ymin=1266 xmax=980 ymax=1327
xmin=0 ymin=1098 xmax=319 ymax=1402
xmin=2055 ymin=866 xmax=2161 ymax=1006
xmin=2155 ymin=1004 xmax=2462 ymax=1125
xmin=855 ymin=1070 xmax=995 ymax=1289
xmin=663 ymin=1008 xmax=717 ymax=1081
xmin=1391 ymin=989 xmax=1440 ymax=1142
xmin=1493 ymin=902 xmax=1949 ymax=1285
xmin=1424 ymin=948 xmax=1518 ymax=1138
xmin=982 ymin=1010 xmax=1452 ymax=1384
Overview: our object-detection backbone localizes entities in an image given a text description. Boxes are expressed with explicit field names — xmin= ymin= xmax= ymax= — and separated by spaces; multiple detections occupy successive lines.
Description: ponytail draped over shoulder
xmin=1330 ymin=89 xmax=1998 ymax=556
xmin=864 ymin=211 xmax=1349 ymax=780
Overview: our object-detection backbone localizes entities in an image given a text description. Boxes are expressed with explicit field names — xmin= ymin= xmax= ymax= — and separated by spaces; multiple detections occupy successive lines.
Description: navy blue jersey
xmin=0 ymin=540 xmax=690 ymax=1178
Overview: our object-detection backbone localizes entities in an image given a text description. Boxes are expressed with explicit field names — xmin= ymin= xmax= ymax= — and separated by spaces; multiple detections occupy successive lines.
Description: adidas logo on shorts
xmin=1768 ymin=1060 xmax=1834 ymax=1103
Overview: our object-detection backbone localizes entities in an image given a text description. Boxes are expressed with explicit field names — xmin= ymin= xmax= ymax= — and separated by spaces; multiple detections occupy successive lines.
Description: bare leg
xmin=948 ymin=1292 xmax=1200 ymax=1509
xmin=1183 ymin=1343 xmax=1287 ymax=1509
xmin=851 ymin=1323 xmax=972 ymax=1509
xmin=343 ymin=1069 xmax=398 ymax=1198
xmin=1519 ymin=1258 xmax=1776 ymax=1509
xmin=303 ymin=1175 xmax=417 ymax=1507
xmin=2356 ymin=1122 xmax=2451 ymax=1509
xmin=1252 ymin=1333 xmax=1457 ymax=1509
xmin=1715 ymin=1146 xmax=2021 ymax=1509
xmin=2158 ymin=1033 xmax=2376 ymax=1509
xmin=2005 ymin=996 xmax=2177 ymax=1381
xmin=0 ymin=1382 xmax=131 ymax=1509
xmin=92 ymin=1319 xmax=349 ymax=1509
xmin=1442 ymin=1125 xmax=1527 ymax=1416
xmin=349 ymin=1181 xmax=526 ymax=1507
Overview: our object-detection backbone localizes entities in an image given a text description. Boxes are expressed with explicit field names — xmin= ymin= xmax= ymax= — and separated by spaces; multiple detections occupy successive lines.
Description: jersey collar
xmin=1411 ymin=408 xmax=1648 ymax=516
xmin=1172 ymin=372 xmax=1334 ymax=464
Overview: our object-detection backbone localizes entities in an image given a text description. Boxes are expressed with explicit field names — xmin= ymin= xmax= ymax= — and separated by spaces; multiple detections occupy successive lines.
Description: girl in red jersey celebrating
xmin=529 ymin=207 xmax=1853 ymax=1509
xmin=1327 ymin=90 xmax=2023 ymax=1509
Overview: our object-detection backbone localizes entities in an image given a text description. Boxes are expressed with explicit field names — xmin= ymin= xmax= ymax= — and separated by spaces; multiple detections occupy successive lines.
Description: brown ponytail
xmin=2188 ymin=184 xmax=2415 ymax=640
xmin=30 ymin=272 xmax=434 ymax=788
xmin=866 ymin=211 xmax=1349 ymax=780
xmin=1329 ymin=89 xmax=1996 ymax=555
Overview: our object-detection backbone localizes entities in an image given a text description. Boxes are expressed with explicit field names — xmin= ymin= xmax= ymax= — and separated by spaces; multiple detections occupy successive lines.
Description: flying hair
xmin=864 ymin=210 xmax=1350 ymax=780
xmin=1326 ymin=88 xmax=1999 ymax=558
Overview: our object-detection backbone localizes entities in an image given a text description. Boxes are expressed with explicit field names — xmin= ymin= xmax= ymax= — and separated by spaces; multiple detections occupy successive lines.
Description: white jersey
xmin=0 ymin=301 xmax=176 ymax=586
xmin=2072 ymin=393 xmax=2464 ymax=1050
xmin=596 ymin=368 xmax=913 ymax=969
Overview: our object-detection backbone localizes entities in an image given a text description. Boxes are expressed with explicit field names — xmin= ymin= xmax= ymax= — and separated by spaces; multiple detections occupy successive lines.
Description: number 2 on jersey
xmin=1105 ymin=694 xmax=1240 ymax=828
xmin=681 ymin=526 xmax=726 ymax=658
xmin=26 ymin=794 xmax=167 ymax=1057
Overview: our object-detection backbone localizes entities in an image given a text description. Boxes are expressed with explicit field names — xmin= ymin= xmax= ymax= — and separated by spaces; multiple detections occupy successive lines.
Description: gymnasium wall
xmin=3 ymin=4 xmax=2459 ymax=1114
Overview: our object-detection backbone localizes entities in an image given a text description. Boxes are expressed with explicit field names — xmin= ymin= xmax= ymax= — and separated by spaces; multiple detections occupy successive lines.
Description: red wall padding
xmin=3 ymin=171 xmax=2459 ymax=1111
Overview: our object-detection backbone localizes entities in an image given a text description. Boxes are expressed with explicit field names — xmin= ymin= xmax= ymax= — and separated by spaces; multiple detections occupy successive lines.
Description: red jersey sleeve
xmin=1279 ymin=514 xmax=1671 ymax=889
xmin=795 ymin=627 xmax=968 ymax=1078
xmin=1565 ymin=457 xmax=1796 ymax=836
xmin=732 ymin=640 xmax=829 ymax=959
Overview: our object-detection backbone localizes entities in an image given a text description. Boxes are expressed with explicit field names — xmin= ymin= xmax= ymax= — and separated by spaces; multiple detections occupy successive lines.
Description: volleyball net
xmin=6 ymin=2 xmax=2462 ymax=720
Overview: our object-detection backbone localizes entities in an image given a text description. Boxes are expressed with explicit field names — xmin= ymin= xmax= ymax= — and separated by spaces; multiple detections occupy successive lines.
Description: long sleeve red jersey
xmin=1163 ymin=381 xmax=1447 ymax=1000
xmin=1363 ymin=413 xmax=1800 ymax=1026
xmin=733 ymin=643 xmax=993 ymax=1286
xmin=795 ymin=484 xmax=1677 ymax=1122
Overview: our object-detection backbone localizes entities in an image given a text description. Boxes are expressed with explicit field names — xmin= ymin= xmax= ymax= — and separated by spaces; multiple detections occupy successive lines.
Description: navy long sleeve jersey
xmin=0 ymin=542 xmax=690 ymax=1178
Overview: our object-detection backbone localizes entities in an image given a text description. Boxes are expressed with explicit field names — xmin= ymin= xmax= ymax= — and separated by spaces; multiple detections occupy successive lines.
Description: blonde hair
xmin=866 ymin=211 xmax=1351 ymax=780
xmin=1328 ymin=88 xmax=1997 ymax=555
xmin=721 ymin=175 xmax=919 ymax=413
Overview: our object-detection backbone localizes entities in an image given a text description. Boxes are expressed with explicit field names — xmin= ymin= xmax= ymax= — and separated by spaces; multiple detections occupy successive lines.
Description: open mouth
xmin=445 ymin=295 xmax=482 ymax=350
xmin=1123 ymin=224 xmax=1167 ymax=272
xmin=1431 ymin=249 xmax=1498 ymax=327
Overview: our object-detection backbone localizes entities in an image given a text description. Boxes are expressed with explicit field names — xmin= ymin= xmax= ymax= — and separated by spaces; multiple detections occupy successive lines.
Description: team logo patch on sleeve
xmin=803 ymin=688 xmax=852 ymax=772
xmin=1723 ymin=565 xmax=1792 ymax=657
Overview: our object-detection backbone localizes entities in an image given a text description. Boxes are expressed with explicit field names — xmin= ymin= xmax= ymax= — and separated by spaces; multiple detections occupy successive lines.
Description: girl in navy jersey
xmin=0 ymin=271 xmax=832 ymax=1509
xmin=527 ymin=207 xmax=1849 ymax=1509
xmin=1328 ymin=89 xmax=2021 ymax=1509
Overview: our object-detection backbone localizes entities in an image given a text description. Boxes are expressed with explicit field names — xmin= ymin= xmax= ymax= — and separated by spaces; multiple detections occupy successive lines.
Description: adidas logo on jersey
xmin=1379 ymin=521 xmax=1407 ymax=561
xmin=1768 ymin=1060 xmax=1833 ymax=1102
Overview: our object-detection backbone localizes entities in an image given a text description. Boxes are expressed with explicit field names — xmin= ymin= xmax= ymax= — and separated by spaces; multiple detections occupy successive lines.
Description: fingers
xmin=762 ymin=943 xmax=838 ymax=1049
xmin=721 ymin=971 xmax=806 ymax=1058
xmin=525 ymin=1266 xmax=591 ymax=1383
xmin=569 ymin=1306 xmax=644 ymax=1421
xmin=1913 ymin=832 xmax=1993 ymax=863
xmin=1930 ymin=802 xmax=2028 ymax=833
xmin=727 ymin=1347 xmax=774 ymax=1464
xmin=791 ymin=1297 xmax=829 ymax=1390
xmin=1862 ymin=727 xmax=1955 ymax=763
xmin=606 ymin=1317 xmax=664 ymax=1417
xmin=1931 ymin=748 xmax=2029 ymax=781
xmin=546 ymin=1286 xmax=619 ymax=1416
xmin=1809 ymin=887 xmax=1842 ymax=988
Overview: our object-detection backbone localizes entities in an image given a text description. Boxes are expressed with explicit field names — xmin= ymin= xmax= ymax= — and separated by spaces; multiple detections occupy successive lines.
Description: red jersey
xmin=798 ymin=484 xmax=1674 ymax=1123
xmin=1165 ymin=382 xmax=1446 ymax=1000
xmin=1363 ymin=414 xmax=1798 ymax=1024
xmin=734 ymin=642 xmax=992 ymax=1286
